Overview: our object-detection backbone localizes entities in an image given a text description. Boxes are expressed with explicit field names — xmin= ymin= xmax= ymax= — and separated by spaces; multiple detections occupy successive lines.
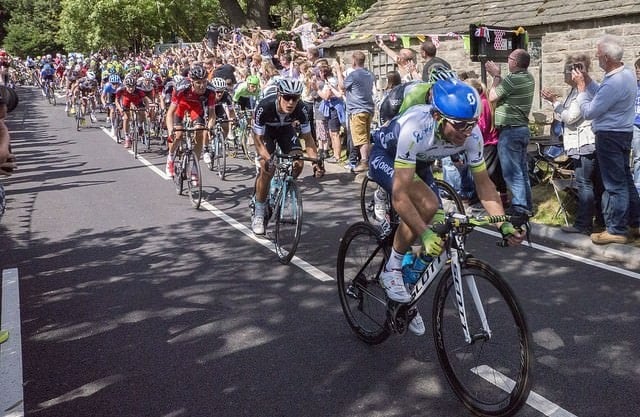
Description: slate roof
xmin=321 ymin=0 xmax=640 ymax=48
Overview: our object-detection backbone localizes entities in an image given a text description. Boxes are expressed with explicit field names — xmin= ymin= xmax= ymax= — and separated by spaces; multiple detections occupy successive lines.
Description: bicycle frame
xmin=269 ymin=160 xmax=294 ymax=219
xmin=395 ymin=212 xmax=527 ymax=343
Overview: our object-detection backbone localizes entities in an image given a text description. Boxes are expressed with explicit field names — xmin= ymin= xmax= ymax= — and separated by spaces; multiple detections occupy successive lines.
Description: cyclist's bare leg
xmin=289 ymin=149 xmax=304 ymax=178
xmin=255 ymin=156 xmax=275 ymax=203
xmin=168 ymin=128 xmax=184 ymax=157
xmin=391 ymin=179 xmax=440 ymax=253
xmin=122 ymin=110 xmax=131 ymax=137
xmin=193 ymin=127 xmax=206 ymax=159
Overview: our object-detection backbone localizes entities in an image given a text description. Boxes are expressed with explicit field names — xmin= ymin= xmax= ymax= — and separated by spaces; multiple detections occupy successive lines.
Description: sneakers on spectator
xmin=203 ymin=152 xmax=212 ymax=165
xmin=379 ymin=268 xmax=411 ymax=303
xmin=353 ymin=160 xmax=369 ymax=173
xmin=591 ymin=230 xmax=629 ymax=245
xmin=165 ymin=159 xmax=175 ymax=177
xmin=343 ymin=162 xmax=356 ymax=171
xmin=325 ymin=156 xmax=340 ymax=164
xmin=252 ymin=214 xmax=265 ymax=235
xmin=408 ymin=309 xmax=425 ymax=336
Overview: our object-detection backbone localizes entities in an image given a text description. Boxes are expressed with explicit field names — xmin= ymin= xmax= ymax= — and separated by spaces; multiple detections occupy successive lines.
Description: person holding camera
xmin=542 ymin=54 xmax=604 ymax=235
xmin=574 ymin=34 xmax=639 ymax=244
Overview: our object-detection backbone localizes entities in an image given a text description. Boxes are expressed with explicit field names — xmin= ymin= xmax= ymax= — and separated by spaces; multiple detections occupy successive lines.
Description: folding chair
xmin=528 ymin=140 xmax=577 ymax=226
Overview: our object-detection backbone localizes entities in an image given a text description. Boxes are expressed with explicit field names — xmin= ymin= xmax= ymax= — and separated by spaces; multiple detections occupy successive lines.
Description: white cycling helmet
xmin=211 ymin=77 xmax=227 ymax=91
xmin=277 ymin=78 xmax=303 ymax=96
xmin=143 ymin=70 xmax=154 ymax=79
xmin=86 ymin=71 xmax=96 ymax=81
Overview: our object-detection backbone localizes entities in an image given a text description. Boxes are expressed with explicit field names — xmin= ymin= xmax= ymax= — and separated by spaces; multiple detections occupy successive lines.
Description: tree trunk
xmin=219 ymin=0 xmax=277 ymax=28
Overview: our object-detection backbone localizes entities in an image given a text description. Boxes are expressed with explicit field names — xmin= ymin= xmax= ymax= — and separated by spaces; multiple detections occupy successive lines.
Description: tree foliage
xmin=1 ymin=0 xmax=64 ymax=56
xmin=0 ymin=0 xmax=374 ymax=56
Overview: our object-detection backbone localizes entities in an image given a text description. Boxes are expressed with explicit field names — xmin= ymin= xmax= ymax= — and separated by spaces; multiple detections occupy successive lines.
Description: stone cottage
xmin=320 ymin=0 xmax=640 ymax=126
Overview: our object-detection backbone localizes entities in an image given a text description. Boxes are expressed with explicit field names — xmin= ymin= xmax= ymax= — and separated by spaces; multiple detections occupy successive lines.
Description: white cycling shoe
xmin=252 ymin=214 xmax=265 ymax=235
xmin=408 ymin=310 xmax=425 ymax=336
xmin=380 ymin=268 xmax=411 ymax=303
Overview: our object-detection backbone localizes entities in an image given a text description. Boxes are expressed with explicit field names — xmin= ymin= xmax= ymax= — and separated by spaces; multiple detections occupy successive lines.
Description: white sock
xmin=386 ymin=247 xmax=405 ymax=271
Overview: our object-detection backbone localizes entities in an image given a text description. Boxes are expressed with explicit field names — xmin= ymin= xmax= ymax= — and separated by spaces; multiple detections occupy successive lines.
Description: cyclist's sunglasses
xmin=444 ymin=117 xmax=477 ymax=132
xmin=280 ymin=94 xmax=300 ymax=102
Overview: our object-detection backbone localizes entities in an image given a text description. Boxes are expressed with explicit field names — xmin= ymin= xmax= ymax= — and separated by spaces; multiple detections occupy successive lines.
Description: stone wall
xmin=332 ymin=19 xmax=640 ymax=131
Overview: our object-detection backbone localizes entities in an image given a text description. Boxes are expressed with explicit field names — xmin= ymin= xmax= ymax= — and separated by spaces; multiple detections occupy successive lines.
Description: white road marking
xmin=477 ymin=229 xmax=640 ymax=280
xmin=1 ymin=268 xmax=24 ymax=417
xmin=472 ymin=365 xmax=578 ymax=417
xmin=99 ymin=126 xmax=170 ymax=180
xmin=200 ymin=200 xmax=334 ymax=281
xmin=97 ymin=126 xmax=639 ymax=284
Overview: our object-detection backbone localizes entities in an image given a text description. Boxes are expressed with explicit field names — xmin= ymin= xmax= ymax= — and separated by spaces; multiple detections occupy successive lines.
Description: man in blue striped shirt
xmin=576 ymin=34 xmax=639 ymax=244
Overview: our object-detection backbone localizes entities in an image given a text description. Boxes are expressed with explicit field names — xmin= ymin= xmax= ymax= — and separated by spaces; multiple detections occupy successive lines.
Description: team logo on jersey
xmin=372 ymin=155 xmax=394 ymax=177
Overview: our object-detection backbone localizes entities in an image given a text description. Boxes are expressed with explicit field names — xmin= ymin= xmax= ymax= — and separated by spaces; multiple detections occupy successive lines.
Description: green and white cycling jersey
xmin=374 ymin=104 xmax=486 ymax=172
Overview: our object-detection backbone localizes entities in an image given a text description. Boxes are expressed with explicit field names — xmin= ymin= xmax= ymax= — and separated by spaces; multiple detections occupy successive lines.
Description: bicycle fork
xmin=450 ymin=247 xmax=492 ymax=344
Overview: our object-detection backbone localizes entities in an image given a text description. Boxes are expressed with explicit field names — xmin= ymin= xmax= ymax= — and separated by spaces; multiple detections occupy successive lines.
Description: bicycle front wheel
xmin=215 ymin=133 xmax=227 ymax=180
xmin=75 ymin=106 xmax=82 ymax=131
xmin=173 ymin=154 xmax=184 ymax=196
xmin=274 ymin=181 xmax=302 ymax=264
xmin=432 ymin=258 xmax=532 ymax=417
xmin=435 ymin=179 xmax=465 ymax=215
xmin=240 ymin=128 xmax=255 ymax=161
xmin=336 ymin=221 xmax=391 ymax=345
xmin=187 ymin=153 xmax=203 ymax=209
xmin=132 ymin=125 xmax=139 ymax=159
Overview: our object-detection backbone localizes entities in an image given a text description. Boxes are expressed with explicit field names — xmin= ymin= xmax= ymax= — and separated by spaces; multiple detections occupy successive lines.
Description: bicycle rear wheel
xmin=360 ymin=175 xmax=393 ymax=227
xmin=435 ymin=179 xmax=465 ymax=215
xmin=336 ymin=221 xmax=391 ymax=345
xmin=187 ymin=152 xmax=203 ymax=209
xmin=75 ymin=105 xmax=82 ymax=131
xmin=432 ymin=258 xmax=532 ymax=417
xmin=274 ymin=181 xmax=302 ymax=264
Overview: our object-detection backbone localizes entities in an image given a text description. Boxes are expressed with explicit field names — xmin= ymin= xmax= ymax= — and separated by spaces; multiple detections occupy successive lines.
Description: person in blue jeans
xmin=632 ymin=57 xmax=640 ymax=197
xmin=542 ymin=53 xmax=604 ymax=234
xmin=576 ymin=35 xmax=639 ymax=244
xmin=441 ymin=152 xmax=476 ymax=203
xmin=485 ymin=49 xmax=535 ymax=215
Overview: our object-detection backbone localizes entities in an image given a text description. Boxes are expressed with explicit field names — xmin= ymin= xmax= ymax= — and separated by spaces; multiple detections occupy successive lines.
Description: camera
xmin=571 ymin=62 xmax=584 ymax=71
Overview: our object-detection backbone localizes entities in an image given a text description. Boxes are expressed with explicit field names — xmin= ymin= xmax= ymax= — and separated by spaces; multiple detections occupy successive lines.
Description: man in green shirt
xmin=486 ymin=49 xmax=535 ymax=214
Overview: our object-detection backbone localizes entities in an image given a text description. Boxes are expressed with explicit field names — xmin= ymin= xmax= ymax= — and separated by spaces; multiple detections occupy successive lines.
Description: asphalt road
xmin=1 ymin=86 xmax=639 ymax=417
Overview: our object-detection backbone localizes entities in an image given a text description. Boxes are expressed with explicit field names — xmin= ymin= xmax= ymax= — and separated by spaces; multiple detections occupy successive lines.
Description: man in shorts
xmin=339 ymin=51 xmax=375 ymax=173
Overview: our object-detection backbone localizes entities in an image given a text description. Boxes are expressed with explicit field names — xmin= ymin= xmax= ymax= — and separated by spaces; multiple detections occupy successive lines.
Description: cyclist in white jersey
xmin=369 ymin=78 xmax=525 ymax=335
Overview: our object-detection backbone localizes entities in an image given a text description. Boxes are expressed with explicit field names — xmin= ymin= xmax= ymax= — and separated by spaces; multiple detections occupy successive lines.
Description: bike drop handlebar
xmin=432 ymin=212 xmax=531 ymax=247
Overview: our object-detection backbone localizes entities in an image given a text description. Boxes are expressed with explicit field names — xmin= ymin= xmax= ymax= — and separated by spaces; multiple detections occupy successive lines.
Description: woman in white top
xmin=542 ymin=53 xmax=604 ymax=234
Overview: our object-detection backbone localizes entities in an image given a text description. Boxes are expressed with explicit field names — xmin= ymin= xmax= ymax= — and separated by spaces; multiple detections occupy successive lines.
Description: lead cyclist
xmin=368 ymin=77 xmax=525 ymax=336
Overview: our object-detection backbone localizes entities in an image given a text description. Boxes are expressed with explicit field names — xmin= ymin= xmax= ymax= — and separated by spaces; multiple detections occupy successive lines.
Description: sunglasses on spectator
xmin=444 ymin=117 xmax=477 ymax=132
xmin=280 ymin=94 xmax=300 ymax=102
